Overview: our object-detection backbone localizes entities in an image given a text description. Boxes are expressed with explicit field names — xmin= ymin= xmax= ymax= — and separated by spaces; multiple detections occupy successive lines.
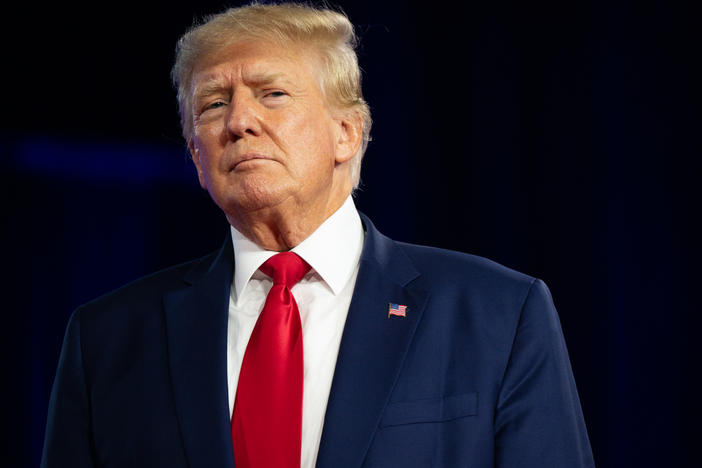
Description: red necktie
xmin=232 ymin=252 xmax=310 ymax=468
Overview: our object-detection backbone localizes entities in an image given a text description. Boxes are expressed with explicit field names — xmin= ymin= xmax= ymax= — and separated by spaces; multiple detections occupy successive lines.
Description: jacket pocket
xmin=380 ymin=392 xmax=478 ymax=427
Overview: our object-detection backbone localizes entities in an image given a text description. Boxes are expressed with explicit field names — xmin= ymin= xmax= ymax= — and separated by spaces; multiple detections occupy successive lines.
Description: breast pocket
xmin=380 ymin=392 xmax=478 ymax=427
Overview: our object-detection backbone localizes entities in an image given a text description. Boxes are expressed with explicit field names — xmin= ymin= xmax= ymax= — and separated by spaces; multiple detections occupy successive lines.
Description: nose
xmin=226 ymin=91 xmax=262 ymax=140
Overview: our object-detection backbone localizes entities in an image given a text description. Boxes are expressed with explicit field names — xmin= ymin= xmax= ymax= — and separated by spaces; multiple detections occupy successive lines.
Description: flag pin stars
xmin=388 ymin=303 xmax=407 ymax=318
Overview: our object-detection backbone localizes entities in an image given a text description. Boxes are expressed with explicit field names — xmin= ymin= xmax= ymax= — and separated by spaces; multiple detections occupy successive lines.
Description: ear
xmin=188 ymin=139 xmax=207 ymax=189
xmin=333 ymin=110 xmax=363 ymax=165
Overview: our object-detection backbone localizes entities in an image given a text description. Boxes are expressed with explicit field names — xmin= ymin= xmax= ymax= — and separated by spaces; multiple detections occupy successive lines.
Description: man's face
xmin=188 ymin=40 xmax=356 ymax=224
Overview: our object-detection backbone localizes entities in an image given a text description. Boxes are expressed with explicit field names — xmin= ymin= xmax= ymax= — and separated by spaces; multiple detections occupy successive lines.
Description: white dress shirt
xmin=227 ymin=196 xmax=364 ymax=468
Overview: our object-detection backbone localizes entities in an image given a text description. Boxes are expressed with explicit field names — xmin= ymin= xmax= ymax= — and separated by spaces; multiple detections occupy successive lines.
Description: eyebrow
xmin=193 ymin=71 xmax=294 ymax=102
xmin=193 ymin=81 xmax=230 ymax=102
xmin=244 ymin=71 xmax=287 ymax=87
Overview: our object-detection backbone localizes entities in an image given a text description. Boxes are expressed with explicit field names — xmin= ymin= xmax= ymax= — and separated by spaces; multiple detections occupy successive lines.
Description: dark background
xmin=4 ymin=0 xmax=700 ymax=466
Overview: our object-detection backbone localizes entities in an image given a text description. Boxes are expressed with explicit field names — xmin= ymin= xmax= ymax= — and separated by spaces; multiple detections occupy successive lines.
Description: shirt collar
xmin=230 ymin=196 xmax=364 ymax=303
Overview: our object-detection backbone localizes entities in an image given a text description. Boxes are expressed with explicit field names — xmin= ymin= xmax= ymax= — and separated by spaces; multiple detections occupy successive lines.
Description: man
xmin=42 ymin=3 xmax=595 ymax=468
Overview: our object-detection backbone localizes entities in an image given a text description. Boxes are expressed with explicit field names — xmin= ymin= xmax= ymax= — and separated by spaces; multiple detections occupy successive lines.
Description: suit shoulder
xmin=77 ymin=249 xmax=219 ymax=315
xmin=392 ymin=241 xmax=555 ymax=354
xmin=396 ymin=241 xmax=535 ymax=289
xmin=392 ymin=241 xmax=544 ymax=321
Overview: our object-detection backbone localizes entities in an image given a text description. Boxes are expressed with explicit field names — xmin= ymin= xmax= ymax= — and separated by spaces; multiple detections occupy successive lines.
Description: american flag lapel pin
xmin=388 ymin=303 xmax=407 ymax=318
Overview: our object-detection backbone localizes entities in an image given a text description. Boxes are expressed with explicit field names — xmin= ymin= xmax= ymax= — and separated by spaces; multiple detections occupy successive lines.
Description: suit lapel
xmin=316 ymin=215 xmax=429 ymax=468
xmin=163 ymin=238 xmax=235 ymax=468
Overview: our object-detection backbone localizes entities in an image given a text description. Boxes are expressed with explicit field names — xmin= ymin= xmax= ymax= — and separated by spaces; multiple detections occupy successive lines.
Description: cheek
xmin=287 ymin=127 xmax=335 ymax=175
xmin=194 ymin=110 xmax=228 ymax=144
xmin=285 ymin=112 xmax=336 ymax=157
xmin=193 ymin=128 xmax=226 ymax=171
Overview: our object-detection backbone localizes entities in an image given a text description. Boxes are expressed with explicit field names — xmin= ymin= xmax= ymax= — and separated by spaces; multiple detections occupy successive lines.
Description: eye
xmin=204 ymin=100 xmax=227 ymax=111
xmin=262 ymin=90 xmax=289 ymax=102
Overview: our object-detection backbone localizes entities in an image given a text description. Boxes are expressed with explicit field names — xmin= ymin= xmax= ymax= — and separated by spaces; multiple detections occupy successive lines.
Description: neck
xmin=226 ymin=189 xmax=350 ymax=251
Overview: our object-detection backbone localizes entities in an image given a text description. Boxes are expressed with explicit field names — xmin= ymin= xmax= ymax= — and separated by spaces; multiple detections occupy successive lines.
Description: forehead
xmin=190 ymin=40 xmax=322 ymax=94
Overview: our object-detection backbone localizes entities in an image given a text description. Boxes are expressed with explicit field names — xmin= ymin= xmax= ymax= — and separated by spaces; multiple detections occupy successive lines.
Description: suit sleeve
xmin=494 ymin=279 xmax=595 ymax=468
xmin=41 ymin=309 xmax=97 ymax=467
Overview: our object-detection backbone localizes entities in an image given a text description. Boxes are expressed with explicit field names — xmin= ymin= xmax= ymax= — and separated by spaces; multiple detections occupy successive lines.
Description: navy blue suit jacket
xmin=42 ymin=215 xmax=594 ymax=467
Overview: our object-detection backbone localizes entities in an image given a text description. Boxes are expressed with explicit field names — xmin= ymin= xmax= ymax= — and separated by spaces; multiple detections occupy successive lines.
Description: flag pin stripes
xmin=388 ymin=303 xmax=407 ymax=318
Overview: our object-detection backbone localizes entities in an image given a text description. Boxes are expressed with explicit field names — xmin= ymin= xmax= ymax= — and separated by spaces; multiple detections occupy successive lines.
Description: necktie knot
xmin=259 ymin=252 xmax=310 ymax=287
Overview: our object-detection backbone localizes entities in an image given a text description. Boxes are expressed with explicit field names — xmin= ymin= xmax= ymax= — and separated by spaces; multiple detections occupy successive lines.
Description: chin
xmin=214 ymin=184 xmax=289 ymax=216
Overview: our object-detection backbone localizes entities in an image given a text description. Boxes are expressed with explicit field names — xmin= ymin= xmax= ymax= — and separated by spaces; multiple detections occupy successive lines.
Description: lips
xmin=230 ymin=152 xmax=273 ymax=170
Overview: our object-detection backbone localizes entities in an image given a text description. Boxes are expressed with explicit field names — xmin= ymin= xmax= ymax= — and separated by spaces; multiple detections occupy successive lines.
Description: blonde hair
xmin=172 ymin=2 xmax=372 ymax=187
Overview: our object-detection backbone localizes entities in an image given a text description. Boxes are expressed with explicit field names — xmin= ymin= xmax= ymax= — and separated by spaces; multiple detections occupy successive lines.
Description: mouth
xmin=231 ymin=152 xmax=273 ymax=170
